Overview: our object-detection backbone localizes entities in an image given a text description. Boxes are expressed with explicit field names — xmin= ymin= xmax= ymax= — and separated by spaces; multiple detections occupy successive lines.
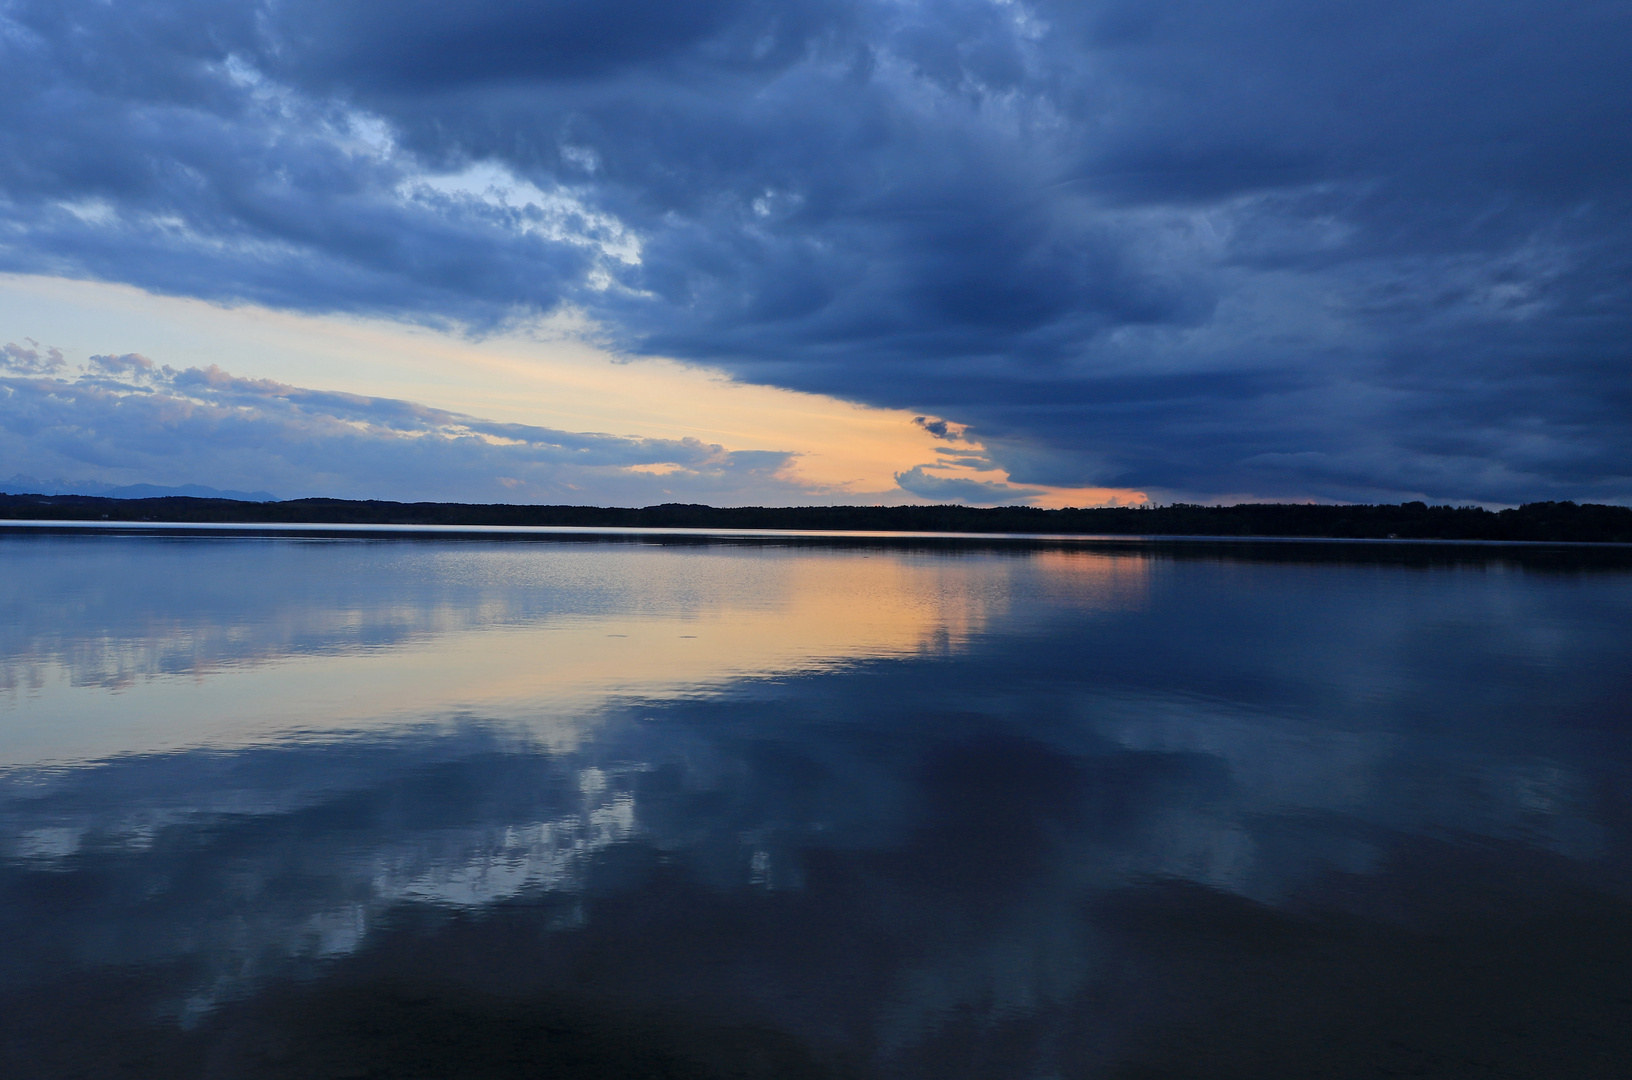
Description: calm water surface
xmin=2 ymin=532 xmax=1629 ymax=1078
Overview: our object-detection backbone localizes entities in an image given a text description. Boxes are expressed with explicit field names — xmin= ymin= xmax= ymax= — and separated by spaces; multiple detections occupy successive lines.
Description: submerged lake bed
xmin=2 ymin=530 xmax=1630 ymax=1078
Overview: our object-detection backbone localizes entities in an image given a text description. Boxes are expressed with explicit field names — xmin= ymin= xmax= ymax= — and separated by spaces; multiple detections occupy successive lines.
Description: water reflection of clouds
xmin=0 ymin=538 xmax=1628 ymax=1068
xmin=0 ymin=540 xmax=1147 ymax=765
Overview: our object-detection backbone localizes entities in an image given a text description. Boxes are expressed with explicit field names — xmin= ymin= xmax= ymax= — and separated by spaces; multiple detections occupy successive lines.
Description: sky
xmin=0 ymin=0 xmax=1628 ymax=507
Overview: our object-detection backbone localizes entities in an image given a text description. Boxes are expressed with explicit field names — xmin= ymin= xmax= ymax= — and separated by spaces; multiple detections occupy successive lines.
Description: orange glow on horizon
xmin=0 ymin=273 xmax=1149 ymax=508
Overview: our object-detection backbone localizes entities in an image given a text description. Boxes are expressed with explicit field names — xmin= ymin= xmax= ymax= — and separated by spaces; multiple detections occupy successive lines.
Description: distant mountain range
xmin=0 ymin=475 xmax=277 ymax=502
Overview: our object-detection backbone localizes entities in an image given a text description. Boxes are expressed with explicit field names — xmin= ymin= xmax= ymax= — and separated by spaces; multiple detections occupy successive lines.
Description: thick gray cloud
xmin=0 ymin=0 xmax=1627 ymax=503
xmin=0 ymin=344 xmax=815 ymax=503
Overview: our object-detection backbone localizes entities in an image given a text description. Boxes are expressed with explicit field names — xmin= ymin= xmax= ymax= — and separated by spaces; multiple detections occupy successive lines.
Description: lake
xmin=2 ymin=529 xmax=1629 ymax=1078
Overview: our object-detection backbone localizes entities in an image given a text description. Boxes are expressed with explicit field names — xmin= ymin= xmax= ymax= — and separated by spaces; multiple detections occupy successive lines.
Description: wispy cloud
xmin=0 ymin=346 xmax=815 ymax=504
xmin=893 ymin=465 xmax=1045 ymax=505
xmin=912 ymin=416 xmax=973 ymax=443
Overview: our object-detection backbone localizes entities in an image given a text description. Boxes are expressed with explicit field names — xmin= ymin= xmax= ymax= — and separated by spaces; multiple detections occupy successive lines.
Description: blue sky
xmin=1 ymin=0 xmax=1628 ymax=506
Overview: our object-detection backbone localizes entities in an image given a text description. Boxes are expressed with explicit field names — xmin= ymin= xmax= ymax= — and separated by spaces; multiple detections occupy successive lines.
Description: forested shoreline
xmin=3 ymin=494 xmax=1631 ymax=542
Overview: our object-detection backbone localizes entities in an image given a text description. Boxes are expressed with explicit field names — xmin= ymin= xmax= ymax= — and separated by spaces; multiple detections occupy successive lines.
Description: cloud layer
xmin=1 ymin=0 xmax=1628 ymax=503
xmin=0 ymin=342 xmax=816 ymax=504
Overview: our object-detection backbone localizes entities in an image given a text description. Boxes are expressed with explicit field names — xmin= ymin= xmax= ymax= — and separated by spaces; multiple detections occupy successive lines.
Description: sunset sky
xmin=1 ymin=0 xmax=1627 ymax=507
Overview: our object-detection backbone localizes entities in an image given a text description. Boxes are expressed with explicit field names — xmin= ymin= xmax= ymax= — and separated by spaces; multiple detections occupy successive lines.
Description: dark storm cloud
xmin=0 ymin=0 xmax=1627 ymax=503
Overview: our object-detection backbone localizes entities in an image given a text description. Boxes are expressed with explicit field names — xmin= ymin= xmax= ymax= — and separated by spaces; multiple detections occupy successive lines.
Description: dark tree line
xmin=3 ymin=494 xmax=1631 ymax=542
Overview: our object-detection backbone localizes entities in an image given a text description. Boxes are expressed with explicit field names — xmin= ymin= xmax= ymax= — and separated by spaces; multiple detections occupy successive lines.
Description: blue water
xmin=2 ymin=532 xmax=1629 ymax=1078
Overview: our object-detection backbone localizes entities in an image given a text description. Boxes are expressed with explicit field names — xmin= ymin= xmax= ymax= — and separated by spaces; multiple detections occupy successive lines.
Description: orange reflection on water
xmin=0 ymin=542 xmax=1150 ymax=766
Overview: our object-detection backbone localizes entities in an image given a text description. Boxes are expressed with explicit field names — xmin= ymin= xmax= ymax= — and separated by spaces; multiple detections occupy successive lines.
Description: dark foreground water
xmin=2 ymin=531 xmax=1629 ymax=1079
